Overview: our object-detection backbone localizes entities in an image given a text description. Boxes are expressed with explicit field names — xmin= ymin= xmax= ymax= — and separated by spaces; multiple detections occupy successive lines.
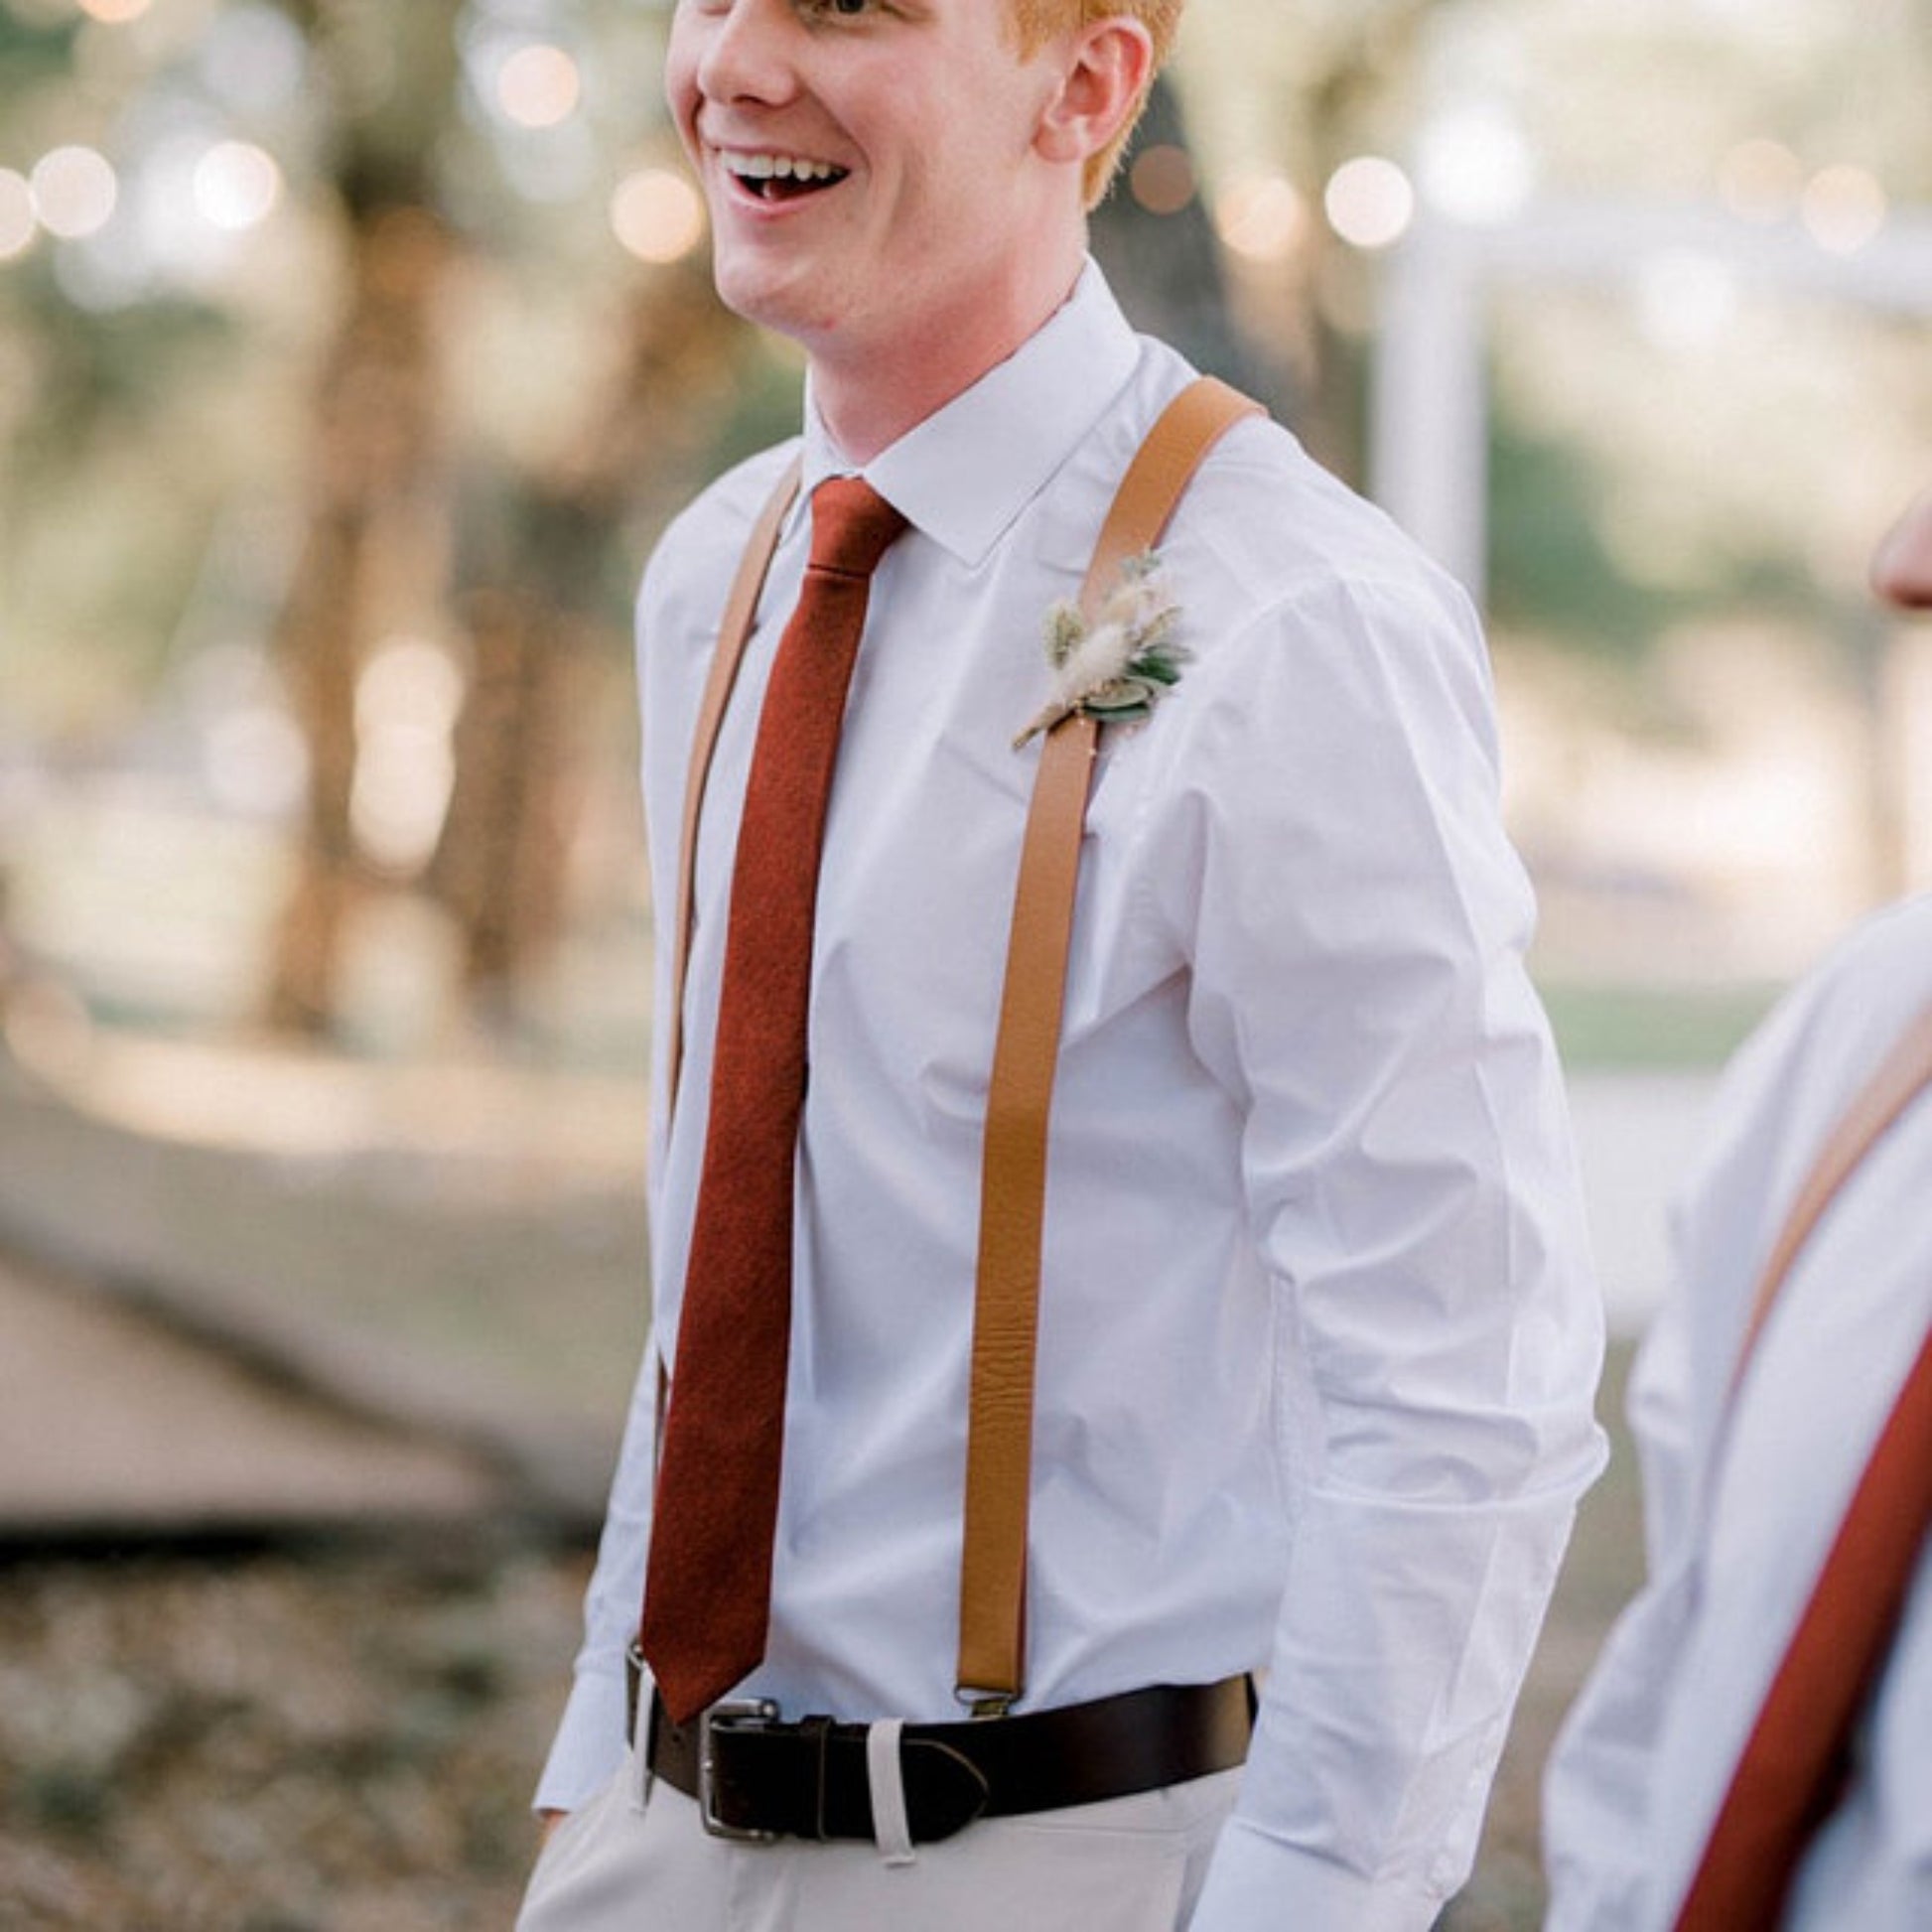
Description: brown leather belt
xmin=631 ymin=1658 xmax=1253 ymax=1846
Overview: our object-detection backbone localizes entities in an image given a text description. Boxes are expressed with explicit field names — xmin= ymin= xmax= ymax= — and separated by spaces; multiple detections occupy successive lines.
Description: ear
xmin=1032 ymin=19 xmax=1156 ymax=173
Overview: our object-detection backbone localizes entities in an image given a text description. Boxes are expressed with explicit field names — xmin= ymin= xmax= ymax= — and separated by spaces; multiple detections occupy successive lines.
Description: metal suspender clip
xmin=955 ymin=1685 xmax=1015 ymax=1721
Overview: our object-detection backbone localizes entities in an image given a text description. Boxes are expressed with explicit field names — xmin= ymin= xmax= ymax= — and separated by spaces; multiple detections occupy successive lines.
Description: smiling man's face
xmin=665 ymin=0 xmax=1072 ymax=376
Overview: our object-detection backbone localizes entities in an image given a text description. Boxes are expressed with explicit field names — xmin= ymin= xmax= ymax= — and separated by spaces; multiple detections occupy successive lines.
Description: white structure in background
xmin=1370 ymin=194 xmax=1932 ymax=600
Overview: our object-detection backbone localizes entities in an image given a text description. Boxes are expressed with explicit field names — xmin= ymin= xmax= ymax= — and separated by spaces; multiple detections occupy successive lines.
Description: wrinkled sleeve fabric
xmin=1147 ymin=572 xmax=1606 ymax=1929
xmin=532 ymin=1336 xmax=660 ymax=1812
xmin=1536 ymin=1287 xmax=1697 ymax=1931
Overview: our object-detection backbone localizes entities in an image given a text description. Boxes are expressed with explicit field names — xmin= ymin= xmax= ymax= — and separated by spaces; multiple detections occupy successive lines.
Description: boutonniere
xmin=1013 ymin=551 xmax=1188 ymax=750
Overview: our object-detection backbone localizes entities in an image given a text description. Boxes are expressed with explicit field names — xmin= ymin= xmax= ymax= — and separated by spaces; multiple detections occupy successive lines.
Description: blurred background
xmin=1 ymin=0 xmax=1929 ymax=1925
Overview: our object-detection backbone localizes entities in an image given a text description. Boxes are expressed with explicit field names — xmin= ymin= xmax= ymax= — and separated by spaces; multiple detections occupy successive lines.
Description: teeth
xmin=724 ymin=152 xmax=845 ymax=184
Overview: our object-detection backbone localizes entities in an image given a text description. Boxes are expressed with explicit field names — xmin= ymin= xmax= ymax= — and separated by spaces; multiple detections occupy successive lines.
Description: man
xmin=522 ymin=3 xmax=1604 ymax=1927
xmin=1542 ymin=485 xmax=1932 ymax=1931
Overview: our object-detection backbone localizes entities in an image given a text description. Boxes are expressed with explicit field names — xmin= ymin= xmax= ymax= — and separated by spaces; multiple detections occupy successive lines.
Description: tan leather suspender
xmin=662 ymin=378 xmax=1261 ymax=1712
xmin=663 ymin=455 xmax=803 ymax=1116
xmin=1676 ymin=997 xmax=1932 ymax=1930
xmin=1730 ymin=1000 xmax=1932 ymax=1386
xmin=955 ymin=378 xmax=1262 ymax=1707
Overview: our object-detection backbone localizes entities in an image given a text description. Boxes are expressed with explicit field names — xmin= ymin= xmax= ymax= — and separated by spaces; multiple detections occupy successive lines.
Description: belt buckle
xmin=698 ymin=1699 xmax=782 ymax=1842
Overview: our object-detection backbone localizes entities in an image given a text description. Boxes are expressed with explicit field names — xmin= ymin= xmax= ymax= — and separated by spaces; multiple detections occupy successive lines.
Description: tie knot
xmin=808 ymin=477 xmax=907 ymax=580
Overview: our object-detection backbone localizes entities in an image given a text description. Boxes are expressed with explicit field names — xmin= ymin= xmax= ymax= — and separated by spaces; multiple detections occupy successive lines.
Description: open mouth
xmin=722 ymin=153 xmax=851 ymax=204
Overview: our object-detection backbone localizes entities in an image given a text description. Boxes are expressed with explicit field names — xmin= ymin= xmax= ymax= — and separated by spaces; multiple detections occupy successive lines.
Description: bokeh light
xmin=1634 ymin=249 xmax=1740 ymax=353
xmin=611 ymin=167 xmax=706 ymax=264
xmin=193 ymin=141 xmax=282 ymax=232
xmin=199 ymin=5 xmax=308 ymax=116
xmin=1417 ymin=108 xmax=1536 ymax=226
xmin=1324 ymin=155 xmax=1415 ymax=251
xmin=1213 ymin=175 xmax=1309 ymax=264
xmin=0 ymin=170 xmax=35 ymax=262
xmin=204 ymin=706 xmax=309 ymax=819
xmin=30 ymin=145 xmax=118 ymax=241
xmin=351 ymin=638 xmax=465 ymax=875
xmin=1129 ymin=144 xmax=1196 ymax=217
xmin=77 ymin=0 xmax=152 ymax=21
xmin=1800 ymin=163 xmax=1886 ymax=256
xmin=496 ymin=44 xmax=582 ymax=130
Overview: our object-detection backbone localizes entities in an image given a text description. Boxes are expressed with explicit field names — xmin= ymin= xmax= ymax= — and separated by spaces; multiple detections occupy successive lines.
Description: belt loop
xmin=634 ymin=1684 xmax=659 ymax=1814
xmin=866 ymin=1720 xmax=916 ymax=1867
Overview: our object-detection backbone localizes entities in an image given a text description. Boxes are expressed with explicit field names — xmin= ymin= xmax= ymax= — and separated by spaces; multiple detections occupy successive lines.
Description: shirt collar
xmin=798 ymin=260 xmax=1142 ymax=568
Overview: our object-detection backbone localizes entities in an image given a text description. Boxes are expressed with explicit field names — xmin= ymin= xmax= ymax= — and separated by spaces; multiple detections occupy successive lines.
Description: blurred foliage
xmin=4 ymin=268 xmax=229 ymax=467
xmin=1538 ymin=978 xmax=1782 ymax=1071
xmin=1486 ymin=408 xmax=1826 ymax=662
xmin=1488 ymin=418 xmax=1681 ymax=658
xmin=0 ymin=6 xmax=74 ymax=77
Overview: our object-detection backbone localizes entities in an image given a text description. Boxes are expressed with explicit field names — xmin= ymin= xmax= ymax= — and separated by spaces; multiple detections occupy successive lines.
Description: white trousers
xmin=517 ymin=1744 xmax=1241 ymax=1932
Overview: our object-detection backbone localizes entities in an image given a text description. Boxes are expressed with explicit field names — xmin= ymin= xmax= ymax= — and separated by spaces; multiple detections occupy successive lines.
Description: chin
xmin=712 ymin=259 xmax=845 ymax=348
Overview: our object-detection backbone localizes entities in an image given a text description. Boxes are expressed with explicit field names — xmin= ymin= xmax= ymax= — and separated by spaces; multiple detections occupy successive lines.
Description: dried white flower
xmin=1014 ymin=552 xmax=1187 ymax=749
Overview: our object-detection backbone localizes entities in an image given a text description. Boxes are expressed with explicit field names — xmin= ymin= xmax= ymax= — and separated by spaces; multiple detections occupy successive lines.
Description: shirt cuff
xmin=531 ymin=1660 xmax=631 ymax=1815
xmin=1189 ymin=1816 xmax=1445 ymax=1932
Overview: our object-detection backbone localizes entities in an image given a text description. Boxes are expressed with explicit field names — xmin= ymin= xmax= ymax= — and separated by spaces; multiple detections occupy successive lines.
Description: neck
xmin=808 ymin=240 xmax=1087 ymax=466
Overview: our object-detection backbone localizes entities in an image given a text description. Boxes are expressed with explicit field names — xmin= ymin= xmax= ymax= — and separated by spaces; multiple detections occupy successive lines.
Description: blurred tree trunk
xmin=1091 ymin=75 xmax=1276 ymax=407
xmin=429 ymin=253 xmax=755 ymax=1023
xmin=262 ymin=1 xmax=461 ymax=1036
xmin=1294 ymin=3 xmax=1441 ymax=481
xmin=265 ymin=204 xmax=452 ymax=1033
xmin=432 ymin=582 xmax=578 ymax=1028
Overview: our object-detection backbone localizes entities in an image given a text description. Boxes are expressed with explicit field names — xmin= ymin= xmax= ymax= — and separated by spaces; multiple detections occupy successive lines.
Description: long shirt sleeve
xmin=1134 ymin=559 xmax=1604 ymax=1927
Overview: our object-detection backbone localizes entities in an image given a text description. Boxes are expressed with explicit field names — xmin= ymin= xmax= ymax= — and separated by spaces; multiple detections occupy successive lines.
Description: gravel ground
xmin=0 ymin=1539 xmax=592 ymax=1932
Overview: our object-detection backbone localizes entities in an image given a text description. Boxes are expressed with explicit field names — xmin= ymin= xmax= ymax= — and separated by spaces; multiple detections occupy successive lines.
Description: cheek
xmin=662 ymin=32 xmax=701 ymax=146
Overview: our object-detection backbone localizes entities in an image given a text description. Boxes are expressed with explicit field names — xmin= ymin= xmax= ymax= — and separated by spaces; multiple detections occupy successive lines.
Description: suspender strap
xmin=665 ymin=455 xmax=803 ymax=1116
xmin=955 ymin=377 xmax=1263 ymax=1707
xmin=1732 ymin=1001 xmax=1932 ymax=1385
xmin=1676 ymin=998 xmax=1932 ymax=1930
xmin=655 ymin=459 xmax=801 ymax=1467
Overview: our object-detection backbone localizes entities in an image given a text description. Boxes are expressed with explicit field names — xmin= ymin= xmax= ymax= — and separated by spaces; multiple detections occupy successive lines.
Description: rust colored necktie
xmin=639 ymin=477 xmax=906 ymax=1727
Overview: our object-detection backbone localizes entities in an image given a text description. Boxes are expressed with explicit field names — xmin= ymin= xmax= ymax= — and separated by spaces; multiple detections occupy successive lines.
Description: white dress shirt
xmin=1544 ymin=893 xmax=1932 ymax=1931
xmin=538 ymin=264 xmax=1605 ymax=1930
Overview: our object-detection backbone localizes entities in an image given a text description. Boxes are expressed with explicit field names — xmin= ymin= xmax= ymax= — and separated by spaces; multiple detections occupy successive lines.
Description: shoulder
xmin=1681 ymin=895 xmax=1932 ymax=1289
xmin=1124 ymin=374 xmax=1482 ymax=694
xmin=1188 ymin=413 xmax=1460 ymax=611
xmin=1121 ymin=381 xmax=1490 ymax=754
xmin=1722 ymin=894 xmax=1932 ymax=1139
xmin=1792 ymin=892 xmax=1932 ymax=1026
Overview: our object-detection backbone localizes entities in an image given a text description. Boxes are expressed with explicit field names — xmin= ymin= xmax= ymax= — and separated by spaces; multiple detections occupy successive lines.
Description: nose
xmin=1873 ymin=491 xmax=1932 ymax=613
xmin=692 ymin=0 xmax=800 ymax=109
